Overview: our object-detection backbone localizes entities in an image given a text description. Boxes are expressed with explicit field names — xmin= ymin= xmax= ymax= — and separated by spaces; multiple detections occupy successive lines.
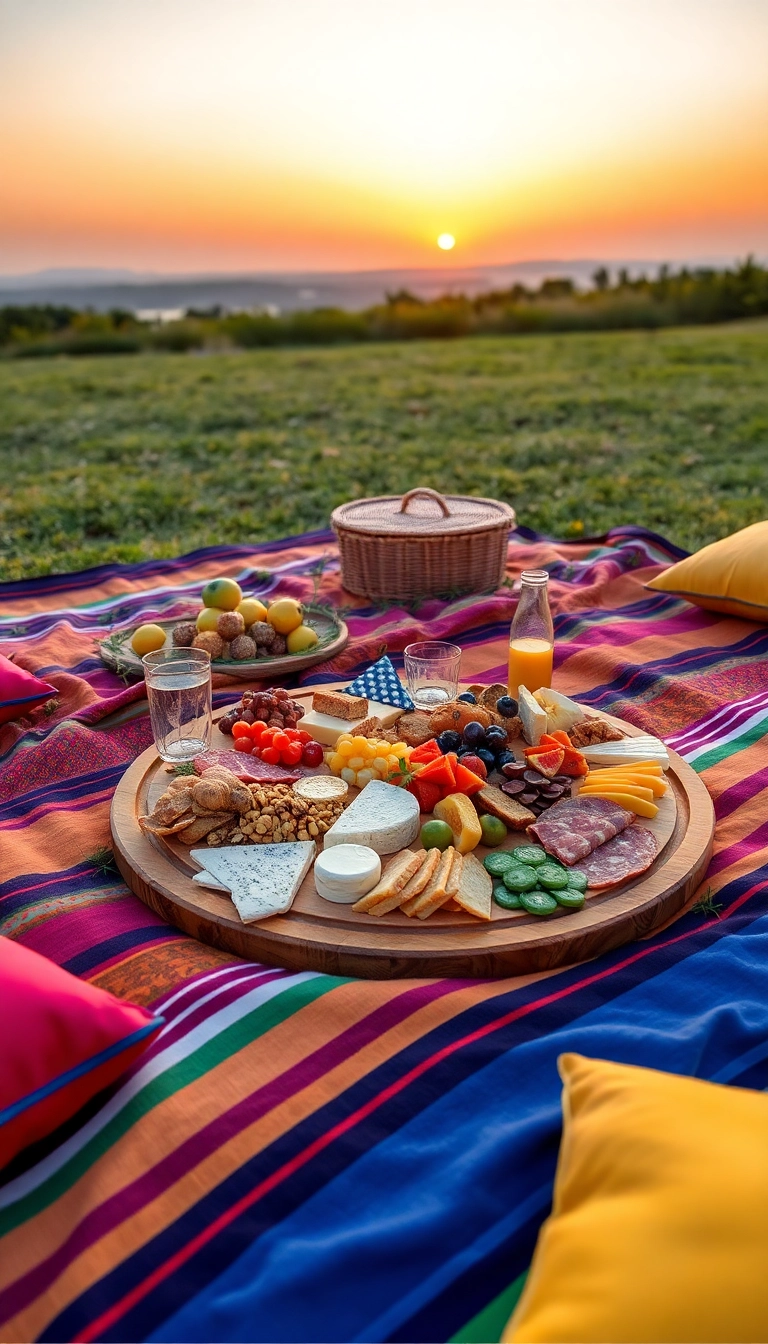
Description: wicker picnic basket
xmin=331 ymin=487 xmax=516 ymax=601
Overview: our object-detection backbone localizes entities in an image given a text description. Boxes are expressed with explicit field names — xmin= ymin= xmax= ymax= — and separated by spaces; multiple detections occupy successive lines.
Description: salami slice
xmin=193 ymin=751 xmax=303 ymax=784
xmin=527 ymin=796 xmax=633 ymax=866
xmin=571 ymin=826 xmax=658 ymax=889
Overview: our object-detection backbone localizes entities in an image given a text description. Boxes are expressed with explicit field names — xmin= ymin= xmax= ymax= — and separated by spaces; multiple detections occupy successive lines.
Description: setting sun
xmin=437 ymin=234 xmax=456 ymax=251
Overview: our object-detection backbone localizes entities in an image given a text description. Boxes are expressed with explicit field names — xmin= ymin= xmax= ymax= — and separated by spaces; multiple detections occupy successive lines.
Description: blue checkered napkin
xmin=345 ymin=655 xmax=414 ymax=710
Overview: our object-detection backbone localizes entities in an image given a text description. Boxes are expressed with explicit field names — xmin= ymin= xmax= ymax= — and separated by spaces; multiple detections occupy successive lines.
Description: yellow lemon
xmin=237 ymin=597 xmax=268 ymax=625
xmin=196 ymin=607 xmax=221 ymax=632
xmin=267 ymin=597 xmax=304 ymax=635
xmin=201 ymin=577 xmax=243 ymax=611
xmin=131 ymin=623 xmax=167 ymax=655
xmin=286 ymin=623 xmax=319 ymax=654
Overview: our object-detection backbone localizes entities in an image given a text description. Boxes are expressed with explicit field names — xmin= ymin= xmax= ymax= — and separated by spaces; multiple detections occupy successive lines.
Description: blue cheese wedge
xmin=189 ymin=842 xmax=315 ymax=923
xmin=323 ymin=779 xmax=420 ymax=854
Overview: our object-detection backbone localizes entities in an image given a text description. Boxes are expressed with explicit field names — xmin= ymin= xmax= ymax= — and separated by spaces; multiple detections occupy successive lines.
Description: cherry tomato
xmin=301 ymin=741 xmax=324 ymax=767
xmin=282 ymin=742 xmax=303 ymax=765
xmin=234 ymin=736 xmax=255 ymax=753
xmin=272 ymin=732 xmax=290 ymax=752
xmin=251 ymin=719 xmax=268 ymax=738
xmin=260 ymin=746 xmax=281 ymax=764
xmin=284 ymin=728 xmax=301 ymax=742
xmin=231 ymin=721 xmax=253 ymax=740
xmin=259 ymin=728 xmax=276 ymax=746
xmin=297 ymin=729 xmax=312 ymax=744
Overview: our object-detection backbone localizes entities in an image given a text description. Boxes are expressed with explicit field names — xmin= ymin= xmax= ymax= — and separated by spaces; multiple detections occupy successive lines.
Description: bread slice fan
xmin=452 ymin=852 xmax=492 ymax=921
xmin=351 ymin=848 xmax=425 ymax=914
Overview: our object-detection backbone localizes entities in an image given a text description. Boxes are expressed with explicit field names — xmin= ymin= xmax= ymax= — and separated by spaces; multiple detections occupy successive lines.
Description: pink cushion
xmin=0 ymin=653 xmax=57 ymax=725
xmin=0 ymin=938 xmax=162 ymax=1169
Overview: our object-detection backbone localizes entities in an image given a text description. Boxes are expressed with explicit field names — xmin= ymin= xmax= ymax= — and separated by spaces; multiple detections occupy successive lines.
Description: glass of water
xmin=142 ymin=647 xmax=213 ymax=763
xmin=404 ymin=641 xmax=462 ymax=710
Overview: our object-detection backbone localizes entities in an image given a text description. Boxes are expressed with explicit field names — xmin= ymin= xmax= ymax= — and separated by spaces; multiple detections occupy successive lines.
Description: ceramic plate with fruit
xmin=98 ymin=578 xmax=348 ymax=680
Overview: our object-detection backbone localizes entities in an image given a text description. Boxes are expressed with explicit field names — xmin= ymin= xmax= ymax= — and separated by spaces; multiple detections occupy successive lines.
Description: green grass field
xmin=1 ymin=322 xmax=767 ymax=581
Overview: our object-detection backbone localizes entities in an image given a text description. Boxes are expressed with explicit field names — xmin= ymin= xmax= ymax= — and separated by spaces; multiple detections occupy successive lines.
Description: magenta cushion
xmin=0 ymin=937 xmax=163 ymax=1169
xmin=0 ymin=653 xmax=57 ymax=725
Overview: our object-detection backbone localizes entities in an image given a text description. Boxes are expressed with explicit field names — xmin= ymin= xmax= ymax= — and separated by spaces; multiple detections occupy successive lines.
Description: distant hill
xmin=0 ymin=258 xmax=739 ymax=314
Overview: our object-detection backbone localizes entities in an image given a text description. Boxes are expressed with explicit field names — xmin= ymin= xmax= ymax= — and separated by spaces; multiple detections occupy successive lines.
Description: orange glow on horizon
xmin=0 ymin=0 xmax=766 ymax=274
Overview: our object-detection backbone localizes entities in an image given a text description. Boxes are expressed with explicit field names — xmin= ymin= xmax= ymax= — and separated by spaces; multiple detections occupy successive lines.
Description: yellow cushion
xmin=504 ymin=1054 xmax=768 ymax=1343
xmin=646 ymin=519 xmax=768 ymax=621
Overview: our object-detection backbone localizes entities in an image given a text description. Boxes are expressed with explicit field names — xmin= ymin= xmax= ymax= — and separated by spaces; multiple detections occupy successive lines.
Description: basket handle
xmin=398 ymin=487 xmax=451 ymax=516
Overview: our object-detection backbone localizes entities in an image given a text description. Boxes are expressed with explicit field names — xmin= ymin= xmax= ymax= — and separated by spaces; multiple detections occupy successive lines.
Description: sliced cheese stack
xmin=314 ymin=844 xmax=381 ymax=904
xmin=580 ymin=736 xmax=669 ymax=768
xmin=323 ymin=779 xmax=420 ymax=854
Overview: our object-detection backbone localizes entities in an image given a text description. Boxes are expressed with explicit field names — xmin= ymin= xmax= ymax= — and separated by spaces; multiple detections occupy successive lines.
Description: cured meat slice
xmin=193 ymin=750 xmax=303 ymax=784
xmin=527 ymin=796 xmax=633 ymax=866
xmin=571 ymin=826 xmax=658 ymax=890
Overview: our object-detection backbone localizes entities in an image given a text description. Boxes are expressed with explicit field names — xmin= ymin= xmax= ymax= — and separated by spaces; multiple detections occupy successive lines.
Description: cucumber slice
xmin=513 ymin=846 xmax=548 ymax=867
xmin=537 ymin=863 xmax=569 ymax=890
xmin=502 ymin=865 xmax=538 ymax=893
xmin=519 ymin=889 xmax=559 ymax=917
xmin=493 ymin=882 xmax=522 ymax=910
xmin=554 ymin=887 xmax=586 ymax=909
xmin=564 ymin=869 xmax=588 ymax=892
xmin=484 ymin=851 xmax=518 ymax=877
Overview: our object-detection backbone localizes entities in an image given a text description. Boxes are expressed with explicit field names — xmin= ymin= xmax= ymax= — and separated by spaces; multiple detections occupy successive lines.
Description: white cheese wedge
xmin=322 ymin=779 xmax=420 ymax=854
xmin=189 ymin=842 xmax=315 ymax=923
xmin=518 ymin=685 xmax=548 ymax=746
xmin=300 ymin=701 xmax=404 ymax=747
xmin=580 ymin=737 xmax=669 ymax=769
xmin=192 ymin=870 xmax=230 ymax=893
xmin=532 ymin=687 xmax=584 ymax=733
xmin=314 ymin=844 xmax=382 ymax=903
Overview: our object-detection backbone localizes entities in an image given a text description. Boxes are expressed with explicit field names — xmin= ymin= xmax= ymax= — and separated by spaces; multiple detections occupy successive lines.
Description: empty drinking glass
xmin=404 ymin=641 xmax=462 ymax=709
xmin=143 ymin=647 xmax=213 ymax=762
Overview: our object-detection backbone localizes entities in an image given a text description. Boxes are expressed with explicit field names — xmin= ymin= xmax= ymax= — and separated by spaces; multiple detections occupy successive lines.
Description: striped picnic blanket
xmin=2 ymin=525 xmax=768 ymax=1343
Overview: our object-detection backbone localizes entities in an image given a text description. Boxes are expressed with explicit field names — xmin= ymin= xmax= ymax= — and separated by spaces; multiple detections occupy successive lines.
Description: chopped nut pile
xmin=206 ymin=783 xmax=345 ymax=846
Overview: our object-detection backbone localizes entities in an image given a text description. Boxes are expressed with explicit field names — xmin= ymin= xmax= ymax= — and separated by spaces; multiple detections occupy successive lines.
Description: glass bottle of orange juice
xmin=508 ymin=570 xmax=554 ymax=698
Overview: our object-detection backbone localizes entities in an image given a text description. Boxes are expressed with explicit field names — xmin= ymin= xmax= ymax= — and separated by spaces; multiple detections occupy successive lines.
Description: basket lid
xmin=331 ymin=488 xmax=515 ymax=538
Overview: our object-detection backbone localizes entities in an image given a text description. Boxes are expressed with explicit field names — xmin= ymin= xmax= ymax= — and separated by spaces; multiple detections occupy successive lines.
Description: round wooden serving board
xmin=111 ymin=689 xmax=715 ymax=978
xmin=98 ymin=605 xmax=348 ymax=682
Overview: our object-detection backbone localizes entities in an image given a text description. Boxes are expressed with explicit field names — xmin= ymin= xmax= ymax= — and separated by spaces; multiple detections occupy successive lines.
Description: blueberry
xmin=486 ymin=725 xmax=507 ymax=744
xmin=496 ymin=695 xmax=518 ymax=718
xmin=496 ymin=749 xmax=517 ymax=769
xmin=476 ymin=748 xmax=497 ymax=772
xmin=457 ymin=691 xmax=477 ymax=704
xmin=436 ymin=729 xmax=462 ymax=754
xmin=462 ymin=721 xmax=487 ymax=749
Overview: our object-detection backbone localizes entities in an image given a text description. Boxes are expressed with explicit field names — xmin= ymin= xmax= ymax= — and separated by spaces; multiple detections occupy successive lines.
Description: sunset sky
xmin=1 ymin=0 xmax=766 ymax=275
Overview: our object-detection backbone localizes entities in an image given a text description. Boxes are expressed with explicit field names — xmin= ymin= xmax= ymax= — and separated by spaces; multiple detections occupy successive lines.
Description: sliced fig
xmin=501 ymin=779 xmax=526 ymax=796
xmin=519 ymin=791 xmax=539 ymax=806
xmin=501 ymin=761 xmax=528 ymax=780
xmin=523 ymin=769 xmax=547 ymax=787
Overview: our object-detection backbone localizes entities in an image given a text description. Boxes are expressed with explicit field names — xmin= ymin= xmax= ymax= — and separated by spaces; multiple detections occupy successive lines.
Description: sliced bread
xmin=401 ymin=846 xmax=455 ymax=917
xmin=415 ymin=848 xmax=465 ymax=920
xmin=369 ymin=848 xmax=441 ymax=916
xmin=477 ymin=784 xmax=535 ymax=830
xmin=351 ymin=848 xmax=423 ymax=913
xmin=453 ymin=851 xmax=492 ymax=920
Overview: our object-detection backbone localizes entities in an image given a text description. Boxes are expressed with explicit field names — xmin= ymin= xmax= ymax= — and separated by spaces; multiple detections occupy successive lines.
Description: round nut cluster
xmin=207 ymin=783 xmax=345 ymax=845
xmin=192 ymin=631 xmax=224 ymax=658
xmin=229 ymin=634 xmax=256 ymax=661
xmin=248 ymin=621 xmax=287 ymax=659
xmin=217 ymin=610 xmax=245 ymax=641
xmin=172 ymin=621 xmax=198 ymax=647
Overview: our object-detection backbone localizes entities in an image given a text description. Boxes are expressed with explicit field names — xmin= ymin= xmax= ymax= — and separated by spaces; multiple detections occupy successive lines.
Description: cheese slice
xmin=518 ymin=685 xmax=548 ymax=746
xmin=581 ymin=737 xmax=669 ymax=768
xmin=300 ymin=702 xmax=404 ymax=747
xmin=323 ymin=779 xmax=420 ymax=854
xmin=190 ymin=842 xmax=315 ymax=923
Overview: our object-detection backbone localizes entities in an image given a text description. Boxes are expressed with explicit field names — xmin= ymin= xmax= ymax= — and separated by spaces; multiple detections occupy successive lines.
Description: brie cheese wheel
xmin=314 ymin=844 xmax=381 ymax=903
xmin=189 ymin=842 xmax=315 ymax=923
xmin=300 ymin=701 xmax=404 ymax=747
xmin=323 ymin=779 xmax=420 ymax=854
